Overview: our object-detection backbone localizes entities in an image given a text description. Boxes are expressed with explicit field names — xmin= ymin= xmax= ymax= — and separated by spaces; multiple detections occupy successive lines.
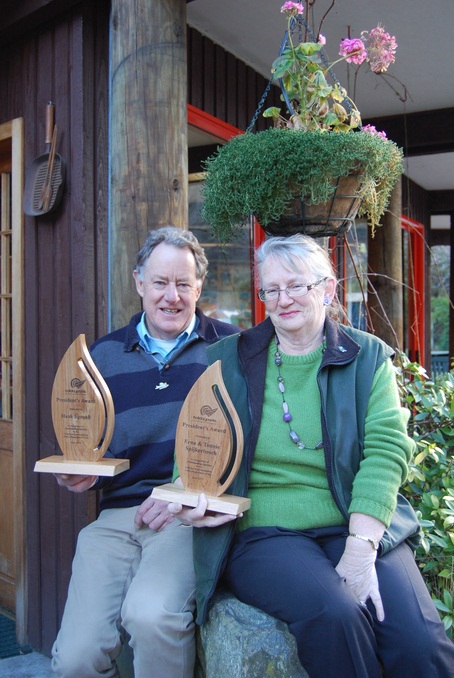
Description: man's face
xmin=133 ymin=242 xmax=203 ymax=340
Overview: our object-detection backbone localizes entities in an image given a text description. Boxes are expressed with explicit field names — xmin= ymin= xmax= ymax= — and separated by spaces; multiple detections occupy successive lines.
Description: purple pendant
xmin=289 ymin=430 xmax=300 ymax=444
xmin=283 ymin=412 xmax=292 ymax=423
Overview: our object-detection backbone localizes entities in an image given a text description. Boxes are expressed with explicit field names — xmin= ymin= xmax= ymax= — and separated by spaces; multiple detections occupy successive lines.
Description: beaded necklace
xmin=274 ymin=334 xmax=324 ymax=451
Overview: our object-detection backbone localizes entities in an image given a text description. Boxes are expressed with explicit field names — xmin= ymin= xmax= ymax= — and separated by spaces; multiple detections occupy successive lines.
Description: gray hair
xmin=255 ymin=234 xmax=337 ymax=287
xmin=135 ymin=226 xmax=208 ymax=280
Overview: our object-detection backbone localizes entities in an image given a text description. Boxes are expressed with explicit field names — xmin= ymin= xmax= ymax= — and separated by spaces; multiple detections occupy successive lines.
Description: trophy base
xmin=34 ymin=455 xmax=130 ymax=476
xmin=151 ymin=483 xmax=251 ymax=516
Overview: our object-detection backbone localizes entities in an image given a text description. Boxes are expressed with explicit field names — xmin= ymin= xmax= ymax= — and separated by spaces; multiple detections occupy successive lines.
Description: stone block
xmin=195 ymin=590 xmax=309 ymax=678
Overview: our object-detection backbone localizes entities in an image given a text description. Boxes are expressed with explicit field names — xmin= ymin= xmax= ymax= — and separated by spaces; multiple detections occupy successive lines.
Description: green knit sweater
xmin=239 ymin=341 xmax=410 ymax=532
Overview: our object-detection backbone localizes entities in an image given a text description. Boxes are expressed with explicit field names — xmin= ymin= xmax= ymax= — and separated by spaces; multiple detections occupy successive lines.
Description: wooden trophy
xmin=152 ymin=360 xmax=250 ymax=515
xmin=34 ymin=334 xmax=129 ymax=476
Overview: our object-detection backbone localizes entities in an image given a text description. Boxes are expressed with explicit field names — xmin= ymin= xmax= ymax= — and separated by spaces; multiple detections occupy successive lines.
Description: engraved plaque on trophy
xmin=34 ymin=334 xmax=129 ymax=476
xmin=152 ymin=360 xmax=250 ymax=515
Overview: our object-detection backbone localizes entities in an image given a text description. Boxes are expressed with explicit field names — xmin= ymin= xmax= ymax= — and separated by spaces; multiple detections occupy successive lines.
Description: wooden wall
xmin=0 ymin=0 xmax=109 ymax=652
xmin=187 ymin=25 xmax=282 ymax=133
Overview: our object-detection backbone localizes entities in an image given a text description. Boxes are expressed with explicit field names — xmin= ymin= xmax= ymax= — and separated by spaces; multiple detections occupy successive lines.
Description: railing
xmin=431 ymin=351 xmax=450 ymax=378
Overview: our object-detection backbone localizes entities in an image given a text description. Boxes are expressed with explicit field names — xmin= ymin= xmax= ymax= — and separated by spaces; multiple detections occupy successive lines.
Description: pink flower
xmin=339 ymin=38 xmax=367 ymax=65
xmin=361 ymin=25 xmax=397 ymax=73
xmin=280 ymin=2 xmax=304 ymax=16
xmin=318 ymin=33 xmax=326 ymax=46
xmin=362 ymin=124 xmax=388 ymax=140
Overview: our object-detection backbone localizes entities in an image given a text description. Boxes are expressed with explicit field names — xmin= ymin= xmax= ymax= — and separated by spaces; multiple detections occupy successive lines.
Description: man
xmin=51 ymin=226 xmax=238 ymax=678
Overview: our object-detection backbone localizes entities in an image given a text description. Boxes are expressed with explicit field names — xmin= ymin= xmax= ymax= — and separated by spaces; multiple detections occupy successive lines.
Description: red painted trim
xmin=401 ymin=216 xmax=426 ymax=366
xmin=252 ymin=219 xmax=267 ymax=324
xmin=187 ymin=104 xmax=242 ymax=142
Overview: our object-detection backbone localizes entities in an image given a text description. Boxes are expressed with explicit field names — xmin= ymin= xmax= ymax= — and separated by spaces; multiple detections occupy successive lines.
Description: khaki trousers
xmin=51 ymin=507 xmax=196 ymax=678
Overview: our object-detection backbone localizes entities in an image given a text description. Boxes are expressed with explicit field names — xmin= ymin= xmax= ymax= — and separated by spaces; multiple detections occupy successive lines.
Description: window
xmin=188 ymin=105 xmax=254 ymax=329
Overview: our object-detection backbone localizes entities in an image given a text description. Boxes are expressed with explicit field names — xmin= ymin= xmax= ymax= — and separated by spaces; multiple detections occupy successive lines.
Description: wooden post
xmin=109 ymin=0 xmax=188 ymax=329
xmin=367 ymin=180 xmax=403 ymax=350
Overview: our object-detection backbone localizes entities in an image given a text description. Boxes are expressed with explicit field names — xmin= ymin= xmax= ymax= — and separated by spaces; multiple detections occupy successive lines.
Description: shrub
xmin=395 ymin=353 xmax=454 ymax=638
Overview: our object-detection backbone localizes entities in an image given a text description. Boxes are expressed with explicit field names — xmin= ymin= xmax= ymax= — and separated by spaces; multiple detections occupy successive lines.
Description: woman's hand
xmin=54 ymin=474 xmax=98 ymax=493
xmin=167 ymin=492 xmax=239 ymax=528
xmin=335 ymin=537 xmax=384 ymax=621
xmin=335 ymin=513 xmax=386 ymax=621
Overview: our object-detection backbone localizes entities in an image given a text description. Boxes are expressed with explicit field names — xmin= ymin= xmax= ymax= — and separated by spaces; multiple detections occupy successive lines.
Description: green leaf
xmin=413 ymin=451 xmax=427 ymax=466
xmin=271 ymin=55 xmax=294 ymax=79
xmin=443 ymin=589 xmax=453 ymax=609
xmin=429 ymin=534 xmax=450 ymax=548
xmin=433 ymin=599 xmax=451 ymax=613
xmin=431 ymin=495 xmax=440 ymax=509
xmin=295 ymin=42 xmax=324 ymax=57
xmin=263 ymin=107 xmax=282 ymax=119
xmin=323 ymin=112 xmax=340 ymax=127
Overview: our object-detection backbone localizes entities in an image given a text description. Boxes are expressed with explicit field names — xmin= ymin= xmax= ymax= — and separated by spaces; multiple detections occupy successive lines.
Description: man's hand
xmin=54 ymin=474 xmax=98 ymax=493
xmin=134 ymin=496 xmax=176 ymax=532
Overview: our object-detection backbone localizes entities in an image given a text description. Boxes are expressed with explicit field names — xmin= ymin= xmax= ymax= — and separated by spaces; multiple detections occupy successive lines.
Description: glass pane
xmin=189 ymin=180 xmax=252 ymax=329
xmin=0 ymin=172 xmax=13 ymax=420
xmin=345 ymin=221 xmax=368 ymax=331
xmin=402 ymin=229 xmax=410 ymax=355
xmin=431 ymin=245 xmax=450 ymax=355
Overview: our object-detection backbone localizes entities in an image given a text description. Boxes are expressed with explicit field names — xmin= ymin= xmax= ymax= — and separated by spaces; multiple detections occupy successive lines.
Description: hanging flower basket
xmin=200 ymin=3 xmax=403 ymax=243
xmin=262 ymin=169 xmax=363 ymax=237
xmin=201 ymin=128 xmax=403 ymax=243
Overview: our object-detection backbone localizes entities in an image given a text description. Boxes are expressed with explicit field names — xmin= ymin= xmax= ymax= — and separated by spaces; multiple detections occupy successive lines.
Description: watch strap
xmin=348 ymin=532 xmax=380 ymax=551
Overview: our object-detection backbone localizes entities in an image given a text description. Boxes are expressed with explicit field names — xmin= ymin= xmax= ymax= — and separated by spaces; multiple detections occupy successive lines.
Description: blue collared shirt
xmin=136 ymin=312 xmax=199 ymax=365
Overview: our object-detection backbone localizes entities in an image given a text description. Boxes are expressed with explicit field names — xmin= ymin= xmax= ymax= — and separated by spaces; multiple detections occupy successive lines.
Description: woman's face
xmin=260 ymin=255 xmax=334 ymax=341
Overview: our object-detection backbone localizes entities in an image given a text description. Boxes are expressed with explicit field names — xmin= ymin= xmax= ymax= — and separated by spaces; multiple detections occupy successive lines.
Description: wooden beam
xmin=364 ymin=108 xmax=454 ymax=156
xmin=428 ymin=190 xmax=454 ymax=213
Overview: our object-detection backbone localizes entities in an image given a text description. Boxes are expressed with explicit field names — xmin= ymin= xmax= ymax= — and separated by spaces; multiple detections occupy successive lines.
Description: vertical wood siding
xmin=0 ymin=0 xmax=109 ymax=653
xmin=188 ymin=26 xmax=282 ymax=132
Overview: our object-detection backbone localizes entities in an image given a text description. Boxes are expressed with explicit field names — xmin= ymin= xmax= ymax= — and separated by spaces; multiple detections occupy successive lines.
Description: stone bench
xmin=118 ymin=590 xmax=309 ymax=677
xmin=195 ymin=590 xmax=309 ymax=678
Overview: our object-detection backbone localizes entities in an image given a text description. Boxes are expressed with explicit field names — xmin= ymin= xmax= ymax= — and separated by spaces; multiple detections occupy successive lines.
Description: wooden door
xmin=0 ymin=120 xmax=25 ymax=636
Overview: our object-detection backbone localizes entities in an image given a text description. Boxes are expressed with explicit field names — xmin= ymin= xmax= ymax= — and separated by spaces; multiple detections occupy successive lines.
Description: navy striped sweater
xmin=91 ymin=309 xmax=238 ymax=511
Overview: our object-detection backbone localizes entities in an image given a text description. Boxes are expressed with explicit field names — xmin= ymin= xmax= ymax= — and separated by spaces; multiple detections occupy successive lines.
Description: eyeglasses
xmin=257 ymin=278 xmax=327 ymax=302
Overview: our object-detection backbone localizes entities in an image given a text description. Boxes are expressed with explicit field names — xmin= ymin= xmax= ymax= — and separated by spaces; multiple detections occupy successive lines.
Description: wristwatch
xmin=348 ymin=532 xmax=380 ymax=551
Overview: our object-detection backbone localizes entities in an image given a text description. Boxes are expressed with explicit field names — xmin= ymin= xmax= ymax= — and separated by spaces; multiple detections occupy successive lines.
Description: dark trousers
xmin=223 ymin=526 xmax=454 ymax=678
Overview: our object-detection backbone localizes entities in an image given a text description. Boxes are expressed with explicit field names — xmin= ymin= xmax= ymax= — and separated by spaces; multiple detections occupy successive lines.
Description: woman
xmin=169 ymin=235 xmax=454 ymax=677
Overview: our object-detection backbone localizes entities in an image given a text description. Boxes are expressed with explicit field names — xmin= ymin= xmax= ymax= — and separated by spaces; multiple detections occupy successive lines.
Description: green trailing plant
xmin=201 ymin=127 xmax=403 ymax=243
xmin=395 ymin=353 xmax=454 ymax=638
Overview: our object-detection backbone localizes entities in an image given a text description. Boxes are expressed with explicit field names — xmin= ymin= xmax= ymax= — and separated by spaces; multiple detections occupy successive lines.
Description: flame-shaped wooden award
xmin=34 ymin=334 xmax=129 ymax=476
xmin=152 ymin=360 xmax=250 ymax=515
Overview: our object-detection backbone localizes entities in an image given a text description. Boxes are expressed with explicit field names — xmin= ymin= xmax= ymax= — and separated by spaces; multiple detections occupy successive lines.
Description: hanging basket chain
xmin=247 ymin=76 xmax=275 ymax=132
